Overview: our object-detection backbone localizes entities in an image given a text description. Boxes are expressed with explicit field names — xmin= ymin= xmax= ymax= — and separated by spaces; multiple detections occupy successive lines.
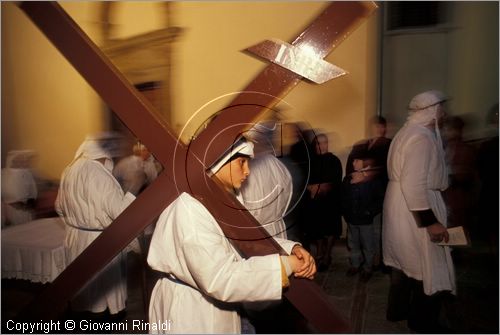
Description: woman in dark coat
xmin=305 ymin=133 xmax=343 ymax=271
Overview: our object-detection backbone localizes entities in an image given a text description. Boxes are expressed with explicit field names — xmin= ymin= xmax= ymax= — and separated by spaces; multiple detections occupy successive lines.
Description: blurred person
xmin=113 ymin=142 xmax=160 ymax=196
xmin=346 ymin=116 xmax=392 ymax=270
xmin=281 ymin=122 xmax=313 ymax=244
xmin=1 ymin=150 xmax=38 ymax=227
xmin=55 ymin=132 xmax=135 ymax=319
xmin=346 ymin=116 xmax=392 ymax=179
xmin=147 ymin=137 xmax=316 ymax=334
xmin=342 ymin=157 xmax=385 ymax=282
xmin=241 ymin=122 xmax=293 ymax=239
xmin=477 ymin=103 xmax=499 ymax=251
xmin=240 ymin=123 xmax=307 ymax=333
xmin=383 ymin=90 xmax=455 ymax=332
xmin=240 ymin=155 xmax=292 ymax=239
xmin=305 ymin=133 xmax=343 ymax=271
xmin=442 ymin=116 xmax=477 ymax=231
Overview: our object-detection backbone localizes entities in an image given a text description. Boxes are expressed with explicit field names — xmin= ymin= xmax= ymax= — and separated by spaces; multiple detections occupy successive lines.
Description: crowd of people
xmin=2 ymin=89 xmax=497 ymax=333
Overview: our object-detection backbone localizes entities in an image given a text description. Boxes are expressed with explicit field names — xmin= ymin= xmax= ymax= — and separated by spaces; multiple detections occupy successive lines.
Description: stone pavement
xmin=2 ymin=238 xmax=498 ymax=334
xmin=311 ymin=238 xmax=498 ymax=334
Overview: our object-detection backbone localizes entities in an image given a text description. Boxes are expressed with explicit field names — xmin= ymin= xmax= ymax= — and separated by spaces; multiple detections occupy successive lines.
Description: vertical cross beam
xmin=16 ymin=2 xmax=376 ymax=332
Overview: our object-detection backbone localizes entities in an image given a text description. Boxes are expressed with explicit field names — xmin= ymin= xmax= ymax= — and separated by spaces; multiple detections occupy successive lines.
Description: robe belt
xmin=164 ymin=274 xmax=194 ymax=289
xmin=388 ymin=180 xmax=444 ymax=191
xmin=63 ymin=221 xmax=104 ymax=232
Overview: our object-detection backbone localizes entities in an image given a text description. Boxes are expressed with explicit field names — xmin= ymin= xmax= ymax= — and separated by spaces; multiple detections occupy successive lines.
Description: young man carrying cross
xmin=147 ymin=137 xmax=316 ymax=333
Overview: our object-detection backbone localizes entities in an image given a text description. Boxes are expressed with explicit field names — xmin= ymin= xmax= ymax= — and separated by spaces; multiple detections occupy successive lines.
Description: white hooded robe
xmin=56 ymin=136 xmax=135 ymax=314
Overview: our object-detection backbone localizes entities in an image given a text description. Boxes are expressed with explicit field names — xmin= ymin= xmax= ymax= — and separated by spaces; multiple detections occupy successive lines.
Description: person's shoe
xmin=359 ymin=269 xmax=372 ymax=283
xmin=346 ymin=267 xmax=359 ymax=277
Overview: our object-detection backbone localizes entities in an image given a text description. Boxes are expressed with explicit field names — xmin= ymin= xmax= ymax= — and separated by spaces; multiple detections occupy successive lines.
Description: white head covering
xmin=407 ymin=90 xmax=448 ymax=173
xmin=72 ymin=132 xmax=122 ymax=172
xmin=407 ymin=90 xmax=447 ymax=126
xmin=5 ymin=150 xmax=36 ymax=169
xmin=208 ymin=137 xmax=254 ymax=176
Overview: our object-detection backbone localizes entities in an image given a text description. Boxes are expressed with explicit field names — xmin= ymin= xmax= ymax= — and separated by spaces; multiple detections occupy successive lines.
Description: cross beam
xmin=17 ymin=2 xmax=376 ymax=333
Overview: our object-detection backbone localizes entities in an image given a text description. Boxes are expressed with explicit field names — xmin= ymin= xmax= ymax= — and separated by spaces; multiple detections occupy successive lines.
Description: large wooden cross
xmin=17 ymin=2 xmax=376 ymax=332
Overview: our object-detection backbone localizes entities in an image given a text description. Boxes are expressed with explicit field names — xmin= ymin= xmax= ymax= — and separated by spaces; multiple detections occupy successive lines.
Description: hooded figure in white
xmin=147 ymin=137 xmax=315 ymax=334
xmin=241 ymin=122 xmax=293 ymax=240
xmin=55 ymin=132 xmax=135 ymax=314
xmin=240 ymin=156 xmax=292 ymax=239
xmin=1 ymin=150 xmax=38 ymax=227
xmin=383 ymin=90 xmax=456 ymax=296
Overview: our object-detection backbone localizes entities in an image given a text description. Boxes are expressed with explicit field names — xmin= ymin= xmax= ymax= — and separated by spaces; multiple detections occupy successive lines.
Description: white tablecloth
xmin=1 ymin=217 xmax=66 ymax=283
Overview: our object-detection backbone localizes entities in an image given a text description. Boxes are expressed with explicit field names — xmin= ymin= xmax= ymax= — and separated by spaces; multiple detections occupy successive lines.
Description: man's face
xmin=215 ymin=156 xmax=251 ymax=192
xmin=315 ymin=136 xmax=328 ymax=155
xmin=371 ymin=123 xmax=387 ymax=138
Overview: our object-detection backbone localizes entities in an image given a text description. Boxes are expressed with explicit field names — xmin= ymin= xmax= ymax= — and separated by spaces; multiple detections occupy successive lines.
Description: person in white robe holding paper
xmin=383 ymin=90 xmax=456 ymax=332
xmin=55 ymin=132 xmax=135 ymax=317
xmin=147 ymin=137 xmax=316 ymax=334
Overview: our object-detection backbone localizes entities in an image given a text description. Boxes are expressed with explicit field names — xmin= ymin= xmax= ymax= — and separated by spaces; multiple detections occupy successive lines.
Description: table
xmin=2 ymin=217 xmax=66 ymax=283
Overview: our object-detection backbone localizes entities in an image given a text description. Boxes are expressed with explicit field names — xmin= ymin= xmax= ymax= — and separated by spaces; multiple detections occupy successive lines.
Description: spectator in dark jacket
xmin=346 ymin=116 xmax=391 ymax=269
xmin=342 ymin=157 xmax=385 ymax=282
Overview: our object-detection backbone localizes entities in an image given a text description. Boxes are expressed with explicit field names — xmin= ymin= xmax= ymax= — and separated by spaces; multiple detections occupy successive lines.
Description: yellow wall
xmin=1 ymin=2 xmax=104 ymax=180
xmin=172 ymin=2 xmax=379 ymax=159
xmin=2 ymin=2 xmax=379 ymax=180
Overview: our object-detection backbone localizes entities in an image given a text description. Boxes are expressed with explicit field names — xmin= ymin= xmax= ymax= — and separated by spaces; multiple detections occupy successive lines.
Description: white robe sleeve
xmin=273 ymin=237 xmax=299 ymax=255
xmin=183 ymin=208 xmax=282 ymax=303
xmin=400 ymin=134 xmax=433 ymax=211
xmin=149 ymin=194 xmax=283 ymax=304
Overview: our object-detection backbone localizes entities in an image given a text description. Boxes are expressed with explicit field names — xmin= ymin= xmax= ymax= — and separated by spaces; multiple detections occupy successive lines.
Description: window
xmin=387 ymin=2 xmax=445 ymax=31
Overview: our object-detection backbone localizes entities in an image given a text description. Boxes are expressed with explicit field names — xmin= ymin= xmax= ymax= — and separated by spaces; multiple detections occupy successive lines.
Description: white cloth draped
xmin=147 ymin=192 xmax=297 ymax=334
xmin=1 ymin=217 xmax=66 ymax=283
xmin=383 ymin=122 xmax=455 ymax=295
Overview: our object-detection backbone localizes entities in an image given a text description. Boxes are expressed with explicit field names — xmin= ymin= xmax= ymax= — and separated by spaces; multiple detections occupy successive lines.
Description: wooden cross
xmin=17 ymin=2 xmax=376 ymax=332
